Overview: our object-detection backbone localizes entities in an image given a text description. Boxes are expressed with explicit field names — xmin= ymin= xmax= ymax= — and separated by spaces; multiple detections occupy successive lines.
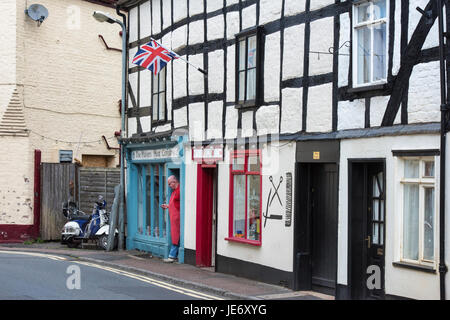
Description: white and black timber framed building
xmin=117 ymin=0 xmax=450 ymax=300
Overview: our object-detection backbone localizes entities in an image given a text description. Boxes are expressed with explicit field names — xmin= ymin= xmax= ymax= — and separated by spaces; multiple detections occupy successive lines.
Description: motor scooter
xmin=61 ymin=195 xmax=117 ymax=250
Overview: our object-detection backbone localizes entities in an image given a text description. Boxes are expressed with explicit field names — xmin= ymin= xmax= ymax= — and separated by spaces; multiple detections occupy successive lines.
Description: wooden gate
xmin=40 ymin=165 xmax=120 ymax=240
xmin=40 ymin=163 xmax=78 ymax=240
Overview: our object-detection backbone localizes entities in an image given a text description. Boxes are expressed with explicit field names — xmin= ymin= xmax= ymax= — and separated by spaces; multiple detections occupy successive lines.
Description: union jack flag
xmin=132 ymin=40 xmax=178 ymax=75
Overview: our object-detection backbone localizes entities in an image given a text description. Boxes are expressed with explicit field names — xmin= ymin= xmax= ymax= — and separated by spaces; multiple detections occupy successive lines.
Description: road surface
xmin=0 ymin=250 xmax=222 ymax=300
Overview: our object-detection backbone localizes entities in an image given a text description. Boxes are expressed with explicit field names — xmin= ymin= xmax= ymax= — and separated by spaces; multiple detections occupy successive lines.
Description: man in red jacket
xmin=161 ymin=175 xmax=180 ymax=263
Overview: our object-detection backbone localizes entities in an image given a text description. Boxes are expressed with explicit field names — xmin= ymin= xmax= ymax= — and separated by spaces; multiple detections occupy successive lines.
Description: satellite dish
xmin=25 ymin=4 xmax=49 ymax=26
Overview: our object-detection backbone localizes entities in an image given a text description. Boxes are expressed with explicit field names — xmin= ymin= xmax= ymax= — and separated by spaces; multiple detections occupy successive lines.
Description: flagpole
xmin=149 ymin=37 xmax=208 ymax=76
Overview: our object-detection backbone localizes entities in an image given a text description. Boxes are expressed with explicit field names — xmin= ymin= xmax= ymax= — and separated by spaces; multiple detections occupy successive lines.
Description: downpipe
xmin=438 ymin=0 xmax=448 ymax=301
xmin=116 ymin=3 xmax=128 ymax=250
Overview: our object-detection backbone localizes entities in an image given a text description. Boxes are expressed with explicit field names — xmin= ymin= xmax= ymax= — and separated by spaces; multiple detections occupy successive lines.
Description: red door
xmin=196 ymin=165 xmax=216 ymax=267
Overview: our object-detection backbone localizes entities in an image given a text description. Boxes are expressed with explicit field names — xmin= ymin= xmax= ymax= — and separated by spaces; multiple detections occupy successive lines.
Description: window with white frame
xmin=352 ymin=0 xmax=388 ymax=86
xmin=400 ymin=158 xmax=436 ymax=265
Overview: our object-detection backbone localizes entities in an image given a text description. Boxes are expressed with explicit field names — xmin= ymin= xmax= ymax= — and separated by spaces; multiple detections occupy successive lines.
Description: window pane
xmin=403 ymin=184 xmax=419 ymax=260
xmin=247 ymin=36 xmax=257 ymax=68
xmin=232 ymin=155 xmax=245 ymax=171
xmin=247 ymin=154 xmax=260 ymax=172
xmin=239 ymin=71 xmax=245 ymax=101
xmin=373 ymin=222 xmax=379 ymax=244
xmin=373 ymin=199 xmax=379 ymax=221
xmin=159 ymin=92 xmax=166 ymax=120
xmin=159 ymin=70 xmax=166 ymax=91
xmin=137 ymin=167 xmax=144 ymax=234
xmin=357 ymin=26 xmax=371 ymax=85
xmin=380 ymin=223 xmax=384 ymax=245
xmin=357 ymin=2 xmax=371 ymax=24
xmin=373 ymin=0 xmax=387 ymax=20
xmin=380 ymin=200 xmax=384 ymax=221
xmin=378 ymin=172 xmax=384 ymax=194
xmin=153 ymin=165 xmax=160 ymax=237
xmin=247 ymin=175 xmax=260 ymax=241
xmin=239 ymin=40 xmax=246 ymax=71
xmin=233 ymin=175 xmax=246 ymax=238
xmin=424 ymin=161 xmax=435 ymax=178
xmin=424 ymin=188 xmax=435 ymax=260
xmin=153 ymin=95 xmax=158 ymax=119
xmin=404 ymin=160 xmax=419 ymax=179
xmin=152 ymin=73 xmax=158 ymax=94
xmin=246 ymin=68 xmax=256 ymax=101
xmin=146 ymin=166 xmax=152 ymax=235
xmin=373 ymin=176 xmax=380 ymax=197
xmin=373 ymin=23 xmax=387 ymax=81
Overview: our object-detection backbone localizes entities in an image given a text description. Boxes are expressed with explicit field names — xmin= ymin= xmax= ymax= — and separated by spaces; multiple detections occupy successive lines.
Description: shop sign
xmin=192 ymin=145 xmax=223 ymax=164
xmin=131 ymin=146 xmax=179 ymax=161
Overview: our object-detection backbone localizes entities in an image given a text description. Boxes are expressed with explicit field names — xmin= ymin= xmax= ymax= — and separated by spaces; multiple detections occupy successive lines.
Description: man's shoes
xmin=163 ymin=257 xmax=176 ymax=263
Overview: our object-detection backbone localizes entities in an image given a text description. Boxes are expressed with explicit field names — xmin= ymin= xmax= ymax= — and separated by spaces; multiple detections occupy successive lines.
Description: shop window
xmin=352 ymin=0 xmax=388 ymax=87
xmin=400 ymin=157 xmax=436 ymax=265
xmin=227 ymin=150 xmax=261 ymax=245
xmin=137 ymin=166 xmax=144 ymax=234
xmin=136 ymin=163 xmax=167 ymax=238
xmin=145 ymin=164 xmax=167 ymax=238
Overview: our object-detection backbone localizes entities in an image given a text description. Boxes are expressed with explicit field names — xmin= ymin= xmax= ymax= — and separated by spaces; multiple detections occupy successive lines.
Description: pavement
xmin=0 ymin=241 xmax=334 ymax=300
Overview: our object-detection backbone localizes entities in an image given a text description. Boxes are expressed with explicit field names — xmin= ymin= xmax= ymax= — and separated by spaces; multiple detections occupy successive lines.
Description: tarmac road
xmin=0 ymin=250 xmax=222 ymax=300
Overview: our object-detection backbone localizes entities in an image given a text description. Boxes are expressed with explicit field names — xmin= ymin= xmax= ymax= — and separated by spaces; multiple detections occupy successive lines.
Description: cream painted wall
xmin=20 ymin=0 xmax=122 ymax=163
xmin=0 ymin=0 xmax=123 ymax=226
xmin=0 ymin=0 xmax=17 ymax=121
xmin=0 ymin=137 xmax=33 ymax=224
xmin=338 ymin=134 xmax=441 ymax=300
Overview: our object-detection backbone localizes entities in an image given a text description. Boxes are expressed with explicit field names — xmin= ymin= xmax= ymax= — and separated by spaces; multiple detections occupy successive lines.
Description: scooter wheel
xmin=67 ymin=239 xmax=80 ymax=248
xmin=99 ymin=234 xmax=109 ymax=250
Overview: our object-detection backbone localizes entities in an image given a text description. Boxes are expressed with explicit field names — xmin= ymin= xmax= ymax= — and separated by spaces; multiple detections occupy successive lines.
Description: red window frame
xmin=226 ymin=149 xmax=262 ymax=246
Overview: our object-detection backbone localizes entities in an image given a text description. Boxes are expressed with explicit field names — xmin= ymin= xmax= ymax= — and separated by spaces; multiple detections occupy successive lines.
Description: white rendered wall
xmin=183 ymin=145 xmax=197 ymax=251
xmin=338 ymin=134 xmax=441 ymax=300
xmin=216 ymin=141 xmax=296 ymax=273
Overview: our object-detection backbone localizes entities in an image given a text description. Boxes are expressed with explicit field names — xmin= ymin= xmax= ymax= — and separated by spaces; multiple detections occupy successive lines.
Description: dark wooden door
xmin=310 ymin=164 xmax=338 ymax=294
xmin=366 ymin=164 xmax=385 ymax=299
xmin=350 ymin=162 xmax=385 ymax=300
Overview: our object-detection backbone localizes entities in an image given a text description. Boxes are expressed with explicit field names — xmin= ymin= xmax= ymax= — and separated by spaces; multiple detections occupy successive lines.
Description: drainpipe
xmin=438 ymin=0 xmax=448 ymax=301
xmin=116 ymin=3 xmax=127 ymax=251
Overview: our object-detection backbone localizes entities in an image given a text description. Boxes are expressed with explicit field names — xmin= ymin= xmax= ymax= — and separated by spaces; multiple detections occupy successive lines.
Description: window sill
xmin=235 ymin=103 xmax=259 ymax=110
xmin=392 ymin=261 xmax=436 ymax=274
xmin=152 ymin=120 xmax=169 ymax=126
xmin=225 ymin=237 xmax=261 ymax=246
xmin=347 ymin=83 xmax=388 ymax=94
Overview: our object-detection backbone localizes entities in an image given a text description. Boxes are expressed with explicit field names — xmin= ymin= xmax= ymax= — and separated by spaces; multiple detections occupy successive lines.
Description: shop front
xmin=125 ymin=134 xmax=186 ymax=262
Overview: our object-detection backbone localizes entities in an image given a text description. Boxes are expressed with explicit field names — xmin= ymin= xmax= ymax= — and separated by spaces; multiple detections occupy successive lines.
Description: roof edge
xmin=116 ymin=0 xmax=144 ymax=8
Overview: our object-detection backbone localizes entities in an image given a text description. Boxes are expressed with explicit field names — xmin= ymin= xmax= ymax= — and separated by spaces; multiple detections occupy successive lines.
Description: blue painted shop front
xmin=125 ymin=136 xmax=186 ymax=263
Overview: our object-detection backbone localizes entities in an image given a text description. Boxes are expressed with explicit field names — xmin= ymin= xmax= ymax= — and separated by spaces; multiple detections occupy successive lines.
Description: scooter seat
xmin=69 ymin=214 xmax=91 ymax=221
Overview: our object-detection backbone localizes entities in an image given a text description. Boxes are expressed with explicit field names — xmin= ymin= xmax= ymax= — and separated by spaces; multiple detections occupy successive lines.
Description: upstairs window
xmin=235 ymin=27 xmax=263 ymax=108
xmin=152 ymin=69 xmax=166 ymax=124
xmin=352 ymin=0 xmax=388 ymax=87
